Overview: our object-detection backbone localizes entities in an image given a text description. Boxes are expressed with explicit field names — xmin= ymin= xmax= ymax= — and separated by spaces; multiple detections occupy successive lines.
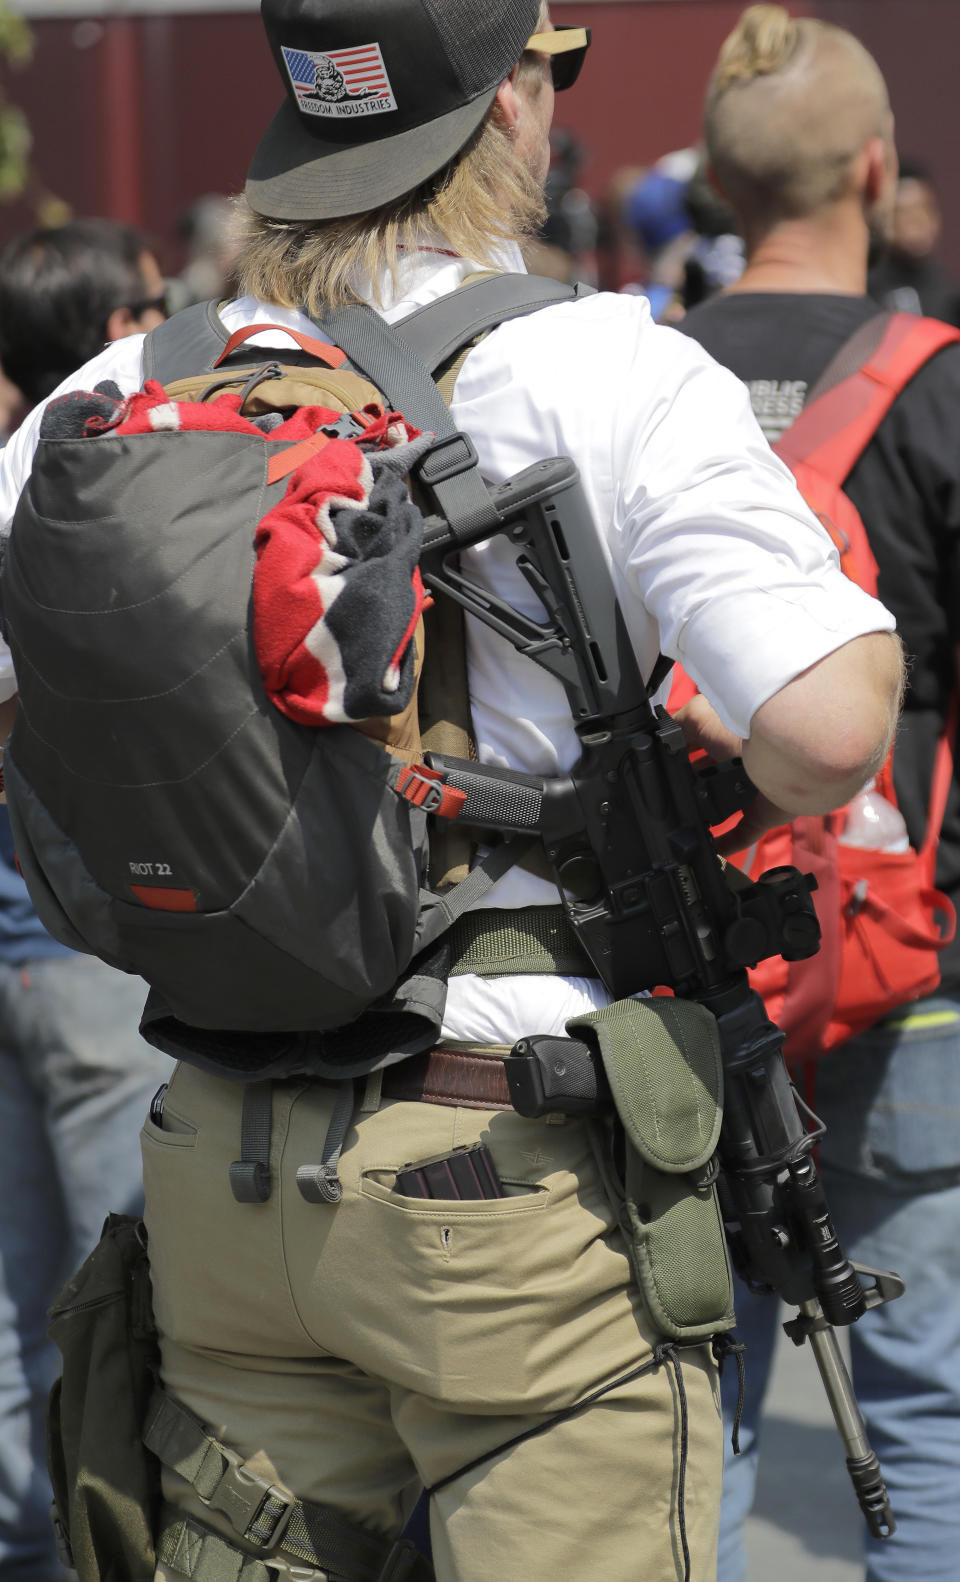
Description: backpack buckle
xmin=205 ymin=1448 xmax=295 ymax=1551
xmin=402 ymin=771 xmax=445 ymax=813
xmin=395 ymin=764 xmax=467 ymax=818
xmin=417 ymin=431 xmax=479 ymax=486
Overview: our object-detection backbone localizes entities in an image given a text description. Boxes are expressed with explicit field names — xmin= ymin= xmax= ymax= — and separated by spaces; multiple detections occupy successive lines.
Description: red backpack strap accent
xmin=213 ymin=324 xmax=347 ymax=370
xmin=267 ymin=430 xmax=331 ymax=484
xmin=775 ymin=314 xmax=960 ymax=485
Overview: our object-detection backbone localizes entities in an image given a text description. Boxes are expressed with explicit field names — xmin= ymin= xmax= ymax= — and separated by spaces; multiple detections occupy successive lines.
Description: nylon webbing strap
xmin=318 ymin=302 xmax=458 ymax=435
xmin=143 ymin=300 xmax=231 ymax=385
xmin=147 ymin=1394 xmax=433 ymax=1581
xmin=417 ymin=572 xmax=476 ymax=892
xmin=804 ymin=312 xmax=894 ymax=406
xmin=157 ymin=1508 xmax=432 ymax=1582
xmin=394 ymin=273 xmax=592 ymax=374
xmin=228 ymin=1081 xmax=273 ymax=1204
xmin=317 ymin=302 xmax=500 ymax=546
xmin=416 ymin=834 xmax=537 ymax=953
xmin=296 ymin=1077 xmax=355 ymax=1205
xmin=157 ymin=1511 xmax=272 ymax=1582
xmin=777 ymin=312 xmax=960 ymax=481
xmin=448 ymin=905 xmax=593 ymax=977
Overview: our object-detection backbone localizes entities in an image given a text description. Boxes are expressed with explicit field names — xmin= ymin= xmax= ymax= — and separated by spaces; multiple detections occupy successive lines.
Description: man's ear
xmin=859 ymin=135 xmax=894 ymax=208
xmin=105 ymin=305 xmax=137 ymax=343
xmin=495 ymin=71 xmax=523 ymax=134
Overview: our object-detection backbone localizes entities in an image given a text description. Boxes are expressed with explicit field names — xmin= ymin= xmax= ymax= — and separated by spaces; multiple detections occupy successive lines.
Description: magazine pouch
xmin=568 ymin=997 xmax=735 ymax=1341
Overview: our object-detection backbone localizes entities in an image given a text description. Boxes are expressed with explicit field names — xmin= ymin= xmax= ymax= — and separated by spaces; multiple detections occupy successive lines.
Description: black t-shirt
xmin=682 ymin=291 xmax=960 ymax=987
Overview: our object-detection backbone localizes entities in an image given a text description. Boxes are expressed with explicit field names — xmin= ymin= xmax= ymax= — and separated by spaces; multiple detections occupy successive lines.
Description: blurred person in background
xmin=173 ymin=193 xmax=241 ymax=311
xmin=0 ymin=369 xmax=24 ymax=444
xmin=681 ymin=156 xmax=745 ymax=311
xmin=595 ymin=163 xmax=650 ymax=293
xmin=619 ymin=147 xmax=744 ymax=320
xmin=526 ymin=127 xmax=599 ymax=283
xmin=0 ymin=217 xmax=171 ymax=1582
xmin=682 ymin=10 xmax=960 ymax=1582
xmin=621 ymin=147 xmax=698 ymax=319
xmin=0 ymin=218 xmax=168 ymax=405
xmin=869 ymin=157 xmax=960 ymax=326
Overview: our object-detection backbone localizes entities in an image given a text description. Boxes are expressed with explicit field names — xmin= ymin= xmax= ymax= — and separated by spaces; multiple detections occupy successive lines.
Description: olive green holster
xmin=568 ymin=996 xmax=736 ymax=1342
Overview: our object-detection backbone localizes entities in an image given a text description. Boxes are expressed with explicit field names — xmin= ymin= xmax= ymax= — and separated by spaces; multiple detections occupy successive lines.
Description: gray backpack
xmin=0 ymin=275 xmax=587 ymax=1079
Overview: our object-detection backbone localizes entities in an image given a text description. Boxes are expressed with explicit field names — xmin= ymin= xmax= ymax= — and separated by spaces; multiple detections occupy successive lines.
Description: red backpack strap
xmin=919 ymin=689 xmax=959 ymax=868
xmin=213 ymin=324 xmax=347 ymax=370
xmin=775 ymin=314 xmax=960 ymax=484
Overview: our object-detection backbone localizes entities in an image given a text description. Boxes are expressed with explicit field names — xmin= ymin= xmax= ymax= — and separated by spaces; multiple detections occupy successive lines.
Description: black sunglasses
xmin=525 ymin=25 xmax=591 ymax=92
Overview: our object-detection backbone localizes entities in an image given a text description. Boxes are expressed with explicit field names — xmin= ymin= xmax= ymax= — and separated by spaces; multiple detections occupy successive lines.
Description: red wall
xmin=821 ymin=0 xmax=960 ymax=274
xmin=1 ymin=2 xmax=957 ymax=271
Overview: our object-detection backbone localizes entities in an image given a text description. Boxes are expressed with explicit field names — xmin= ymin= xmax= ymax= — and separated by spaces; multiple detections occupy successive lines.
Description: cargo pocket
xmin=569 ymin=997 xmax=735 ymax=1342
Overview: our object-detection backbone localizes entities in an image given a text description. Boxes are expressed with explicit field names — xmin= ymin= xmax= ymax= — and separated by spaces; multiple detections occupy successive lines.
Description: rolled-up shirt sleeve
xmin=609 ymin=317 xmax=896 ymax=738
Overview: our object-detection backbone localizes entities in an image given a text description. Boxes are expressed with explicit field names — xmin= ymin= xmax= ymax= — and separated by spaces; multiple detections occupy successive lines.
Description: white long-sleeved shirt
xmin=0 ymin=245 xmax=894 ymax=1041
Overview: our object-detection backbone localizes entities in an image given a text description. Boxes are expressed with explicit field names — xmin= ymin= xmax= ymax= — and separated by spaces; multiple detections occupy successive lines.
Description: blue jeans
xmin=0 ymin=953 xmax=169 ymax=1581
xmin=717 ymin=992 xmax=960 ymax=1582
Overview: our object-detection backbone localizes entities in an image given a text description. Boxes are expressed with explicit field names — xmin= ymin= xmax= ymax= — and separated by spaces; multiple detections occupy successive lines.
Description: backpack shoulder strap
xmin=142 ymin=300 xmax=231 ymax=385
xmin=775 ymin=312 xmax=960 ymax=484
xmin=395 ymin=272 xmax=595 ymax=374
xmin=318 ymin=273 xmax=593 ymax=422
xmin=919 ymin=689 xmax=959 ymax=862
xmin=318 ymin=272 xmax=595 ymax=542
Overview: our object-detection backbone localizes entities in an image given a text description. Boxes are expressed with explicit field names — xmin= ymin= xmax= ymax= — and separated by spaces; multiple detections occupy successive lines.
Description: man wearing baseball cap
xmin=0 ymin=4 xmax=901 ymax=1579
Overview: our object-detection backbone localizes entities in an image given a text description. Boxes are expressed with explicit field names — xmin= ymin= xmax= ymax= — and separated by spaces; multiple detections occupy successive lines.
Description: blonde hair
xmin=705 ymin=4 xmax=890 ymax=226
xmin=235 ymin=7 xmax=550 ymax=311
xmin=712 ymin=3 xmax=800 ymax=92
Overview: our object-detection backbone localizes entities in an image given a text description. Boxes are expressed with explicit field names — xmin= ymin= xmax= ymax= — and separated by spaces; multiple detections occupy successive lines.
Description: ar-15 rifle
xmin=418 ymin=452 xmax=904 ymax=1539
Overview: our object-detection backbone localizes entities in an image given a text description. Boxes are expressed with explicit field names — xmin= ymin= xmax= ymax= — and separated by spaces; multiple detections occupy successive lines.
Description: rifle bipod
xmin=780 ymin=1270 xmax=904 ymax=1538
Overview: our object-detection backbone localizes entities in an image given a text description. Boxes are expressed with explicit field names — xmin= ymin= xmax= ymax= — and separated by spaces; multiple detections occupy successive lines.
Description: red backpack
xmin=670 ymin=312 xmax=959 ymax=1062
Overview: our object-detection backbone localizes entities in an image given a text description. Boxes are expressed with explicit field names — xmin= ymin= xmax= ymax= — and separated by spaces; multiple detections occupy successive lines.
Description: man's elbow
xmin=745 ymin=632 xmax=904 ymax=815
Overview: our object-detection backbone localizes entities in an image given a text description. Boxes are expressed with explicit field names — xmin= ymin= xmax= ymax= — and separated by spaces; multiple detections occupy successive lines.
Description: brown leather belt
xmin=380 ymin=1044 xmax=513 ymax=1111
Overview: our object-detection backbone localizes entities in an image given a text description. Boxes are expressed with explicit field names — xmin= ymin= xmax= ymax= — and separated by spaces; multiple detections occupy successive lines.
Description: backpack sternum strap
xmin=146 ymin=1391 xmax=434 ymax=1580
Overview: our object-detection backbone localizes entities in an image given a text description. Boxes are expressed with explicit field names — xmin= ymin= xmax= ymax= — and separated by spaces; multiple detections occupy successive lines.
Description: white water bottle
xmin=839 ymin=777 xmax=910 ymax=852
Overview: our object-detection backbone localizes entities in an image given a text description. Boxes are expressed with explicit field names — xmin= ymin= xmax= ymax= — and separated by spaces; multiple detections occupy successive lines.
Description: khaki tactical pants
xmin=143 ymin=1061 xmax=722 ymax=1581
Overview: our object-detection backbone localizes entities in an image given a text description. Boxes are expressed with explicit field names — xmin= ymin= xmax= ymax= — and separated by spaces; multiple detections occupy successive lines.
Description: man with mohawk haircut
xmin=684 ymin=9 xmax=960 ymax=1581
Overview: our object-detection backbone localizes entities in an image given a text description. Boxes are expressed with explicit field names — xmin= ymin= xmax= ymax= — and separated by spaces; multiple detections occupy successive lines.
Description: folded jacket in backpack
xmin=38 ymin=378 xmax=434 ymax=727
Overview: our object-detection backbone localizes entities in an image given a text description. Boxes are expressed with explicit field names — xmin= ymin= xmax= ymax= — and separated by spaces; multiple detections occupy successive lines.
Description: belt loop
xmin=360 ymin=1068 xmax=384 ymax=1113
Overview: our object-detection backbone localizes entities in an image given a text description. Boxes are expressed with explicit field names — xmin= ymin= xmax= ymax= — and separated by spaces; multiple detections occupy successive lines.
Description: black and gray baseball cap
xmin=246 ymin=0 xmax=542 ymax=222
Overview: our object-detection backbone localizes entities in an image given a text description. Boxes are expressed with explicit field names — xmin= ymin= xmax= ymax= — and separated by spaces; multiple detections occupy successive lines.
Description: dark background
xmin=2 ymin=1 xmax=957 ymax=274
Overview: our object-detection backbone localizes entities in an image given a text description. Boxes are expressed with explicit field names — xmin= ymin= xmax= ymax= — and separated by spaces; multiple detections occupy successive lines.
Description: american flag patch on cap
xmin=282 ymin=43 xmax=397 ymax=120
